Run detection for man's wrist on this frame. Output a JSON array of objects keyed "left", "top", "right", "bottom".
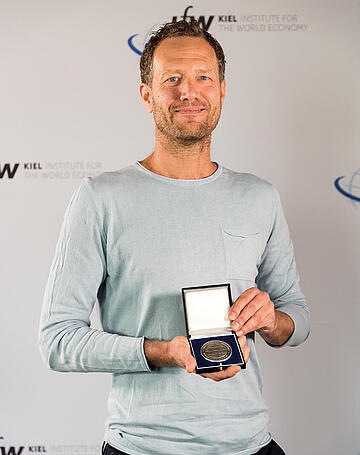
[
  {"left": 143, "top": 336, "right": 194, "bottom": 371},
  {"left": 143, "top": 338, "right": 174, "bottom": 369},
  {"left": 257, "top": 310, "right": 295, "bottom": 346}
]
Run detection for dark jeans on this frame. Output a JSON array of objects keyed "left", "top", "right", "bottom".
[{"left": 102, "top": 439, "right": 285, "bottom": 454}]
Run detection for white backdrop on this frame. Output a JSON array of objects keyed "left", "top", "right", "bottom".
[{"left": 1, "top": 1, "right": 359, "bottom": 454}]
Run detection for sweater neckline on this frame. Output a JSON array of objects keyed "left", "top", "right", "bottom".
[{"left": 134, "top": 161, "right": 222, "bottom": 186}]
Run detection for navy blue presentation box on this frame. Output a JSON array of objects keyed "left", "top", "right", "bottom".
[{"left": 182, "top": 283, "right": 246, "bottom": 373}]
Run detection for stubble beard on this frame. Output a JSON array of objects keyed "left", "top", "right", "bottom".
[{"left": 152, "top": 100, "right": 222, "bottom": 147}]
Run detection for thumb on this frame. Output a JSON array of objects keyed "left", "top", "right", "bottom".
[{"left": 186, "top": 354, "right": 197, "bottom": 373}]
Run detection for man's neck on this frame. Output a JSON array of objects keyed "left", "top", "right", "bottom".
[{"left": 139, "top": 132, "right": 217, "bottom": 180}]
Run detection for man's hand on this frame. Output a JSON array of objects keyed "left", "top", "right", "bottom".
[
  {"left": 228, "top": 287, "right": 295, "bottom": 346},
  {"left": 197, "top": 334, "right": 249, "bottom": 382},
  {"left": 167, "top": 336, "right": 197, "bottom": 373},
  {"left": 144, "top": 336, "right": 197, "bottom": 371},
  {"left": 144, "top": 335, "right": 250, "bottom": 382}
]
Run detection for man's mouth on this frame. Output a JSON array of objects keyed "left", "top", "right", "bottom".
[{"left": 174, "top": 108, "right": 206, "bottom": 114}]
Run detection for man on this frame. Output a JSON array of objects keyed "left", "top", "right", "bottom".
[{"left": 39, "top": 19, "right": 310, "bottom": 455}]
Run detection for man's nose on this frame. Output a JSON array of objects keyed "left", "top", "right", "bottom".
[{"left": 179, "top": 78, "right": 199, "bottom": 101}]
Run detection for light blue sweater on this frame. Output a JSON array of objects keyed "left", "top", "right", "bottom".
[{"left": 39, "top": 162, "right": 310, "bottom": 455}]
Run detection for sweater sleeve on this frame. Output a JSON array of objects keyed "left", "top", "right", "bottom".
[
  {"left": 256, "top": 187, "right": 310, "bottom": 347},
  {"left": 38, "top": 178, "right": 151, "bottom": 373}
]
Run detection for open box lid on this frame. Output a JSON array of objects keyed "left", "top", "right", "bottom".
[{"left": 182, "top": 284, "right": 232, "bottom": 337}]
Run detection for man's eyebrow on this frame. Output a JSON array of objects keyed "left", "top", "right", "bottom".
[
  {"left": 160, "top": 68, "right": 214, "bottom": 78},
  {"left": 160, "top": 70, "right": 182, "bottom": 78},
  {"left": 197, "top": 68, "right": 213, "bottom": 73}
]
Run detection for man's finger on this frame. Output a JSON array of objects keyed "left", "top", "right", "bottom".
[
  {"left": 230, "top": 293, "right": 264, "bottom": 332},
  {"left": 228, "top": 287, "right": 259, "bottom": 321},
  {"left": 185, "top": 354, "right": 197, "bottom": 373},
  {"left": 200, "top": 365, "right": 242, "bottom": 382},
  {"left": 238, "top": 303, "right": 275, "bottom": 336},
  {"left": 242, "top": 344, "right": 250, "bottom": 363},
  {"left": 236, "top": 334, "right": 250, "bottom": 363},
  {"left": 237, "top": 334, "right": 247, "bottom": 349}
]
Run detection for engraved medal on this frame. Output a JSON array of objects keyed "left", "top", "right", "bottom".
[{"left": 200, "top": 339, "right": 232, "bottom": 362}]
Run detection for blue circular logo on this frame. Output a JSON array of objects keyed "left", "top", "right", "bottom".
[
  {"left": 128, "top": 24, "right": 163, "bottom": 56},
  {"left": 334, "top": 169, "right": 360, "bottom": 209}
]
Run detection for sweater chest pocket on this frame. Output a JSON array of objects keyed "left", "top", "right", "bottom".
[{"left": 221, "top": 228, "right": 261, "bottom": 281}]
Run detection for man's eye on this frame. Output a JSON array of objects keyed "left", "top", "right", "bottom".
[
  {"left": 168, "top": 77, "right": 179, "bottom": 82},
  {"left": 199, "top": 76, "right": 210, "bottom": 80}
]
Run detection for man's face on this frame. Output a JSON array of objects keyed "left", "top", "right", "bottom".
[{"left": 140, "top": 36, "right": 226, "bottom": 145}]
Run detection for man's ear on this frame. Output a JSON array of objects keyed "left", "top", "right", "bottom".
[
  {"left": 220, "top": 79, "right": 226, "bottom": 107},
  {"left": 139, "top": 83, "right": 153, "bottom": 113}
]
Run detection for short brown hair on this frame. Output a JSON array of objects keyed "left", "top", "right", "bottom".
[{"left": 140, "top": 19, "right": 226, "bottom": 86}]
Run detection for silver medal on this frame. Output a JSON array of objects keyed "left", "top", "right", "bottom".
[{"left": 200, "top": 339, "right": 232, "bottom": 362}]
